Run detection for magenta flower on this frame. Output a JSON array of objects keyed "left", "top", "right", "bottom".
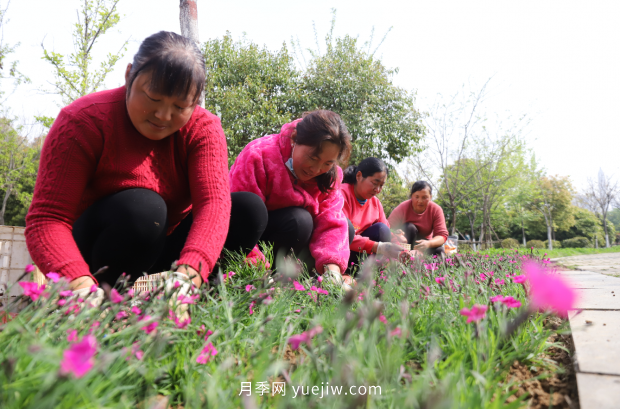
[
  {"left": 294, "top": 309, "right": 301, "bottom": 313},
  {"left": 46, "top": 272, "right": 60, "bottom": 283},
  {"left": 490, "top": 295, "right": 504, "bottom": 303},
  {"left": 205, "top": 329, "right": 214, "bottom": 341},
  {"left": 316, "top": 287, "right": 328, "bottom": 295},
  {"left": 116, "top": 311, "right": 129, "bottom": 320},
  {"left": 89, "top": 285, "right": 98, "bottom": 293},
  {"left": 524, "top": 262, "right": 577, "bottom": 317},
  {"left": 58, "top": 299, "right": 67, "bottom": 307},
  {"left": 133, "top": 344, "right": 144, "bottom": 361},
  {"left": 479, "top": 273, "right": 486, "bottom": 280},
  {"left": 435, "top": 277, "right": 445, "bottom": 285},
  {"left": 501, "top": 296, "right": 522, "bottom": 309},
  {"left": 287, "top": 325, "right": 323, "bottom": 350},
  {"left": 317, "top": 276, "right": 323, "bottom": 283},
  {"left": 59, "top": 290, "right": 73, "bottom": 297},
  {"left": 131, "top": 306, "right": 142, "bottom": 315},
  {"left": 379, "top": 314, "right": 388, "bottom": 324},
  {"left": 512, "top": 275, "right": 526, "bottom": 283},
  {"left": 196, "top": 342, "right": 218, "bottom": 364},
  {"left": 249, "top": 301, "right": 256, "bottom": 315},
  {"left": 24, "top": 264, "right": 35, "bottom": 273},
  {"left": 293, "top": 281, "right": 305, "bottom": 291},
  {"left": 110, "top": 289, "right": 123, "bottom": 304},
  {"left": 59, "top": 335, "right": 97, "bottom": 378},
  {"left": 173, "top": 281, "right": 181, "bottom": 289},
  {"left": 140, "top": 316, "right": 159, "bottom": 334},
  {"left": 177, "top": 294, "right": 199, "bottom": 304},
  {"left": 494, "top": 279, "right": 505, "bottom": 286},
  {"left": 459, "top": 305, "right": 488, "bottom": 323},
  {"left": 18, "top": 282, "right": 45, "bottom": 301},
  {"left": 223, "top": 271, "right": 236, "bottom": 281},
  {"left": 245, "top": 284, "right": 256, "bottom": 292},
  {"left": 67, "top": 329, "right": 78, "bottom": 342},
  {"left": 390, "top": 327, "right": 403, "bottom": 337}
]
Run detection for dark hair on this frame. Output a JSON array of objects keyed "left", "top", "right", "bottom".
[
  {"left": 294, "top": 110, "right": 352, "bottom": 193},
  {"left": 343, "top": 157, "right": 389, "bottom": 185},
  {"left": 410, "top": 180, "right": 432, "bottom": 196},
  {"left": 126, "top": 31, "right": 206, "bottom": 105}
]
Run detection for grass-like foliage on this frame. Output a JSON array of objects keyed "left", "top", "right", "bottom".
[{"left": 0, "top": 247, "right": 571, "bottom": 408}]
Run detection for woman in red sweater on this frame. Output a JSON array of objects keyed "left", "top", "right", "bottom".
[
  {"left": 388, "top": 181, "right": 448, "bottom": 257},
  {"left": 25, "top": 32, "right": 239, "bottom": 299},
  {"left": 341, "top": 158, "right": 404, "bottom": 268}
]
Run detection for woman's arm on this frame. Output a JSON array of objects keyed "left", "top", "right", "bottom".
[
  {"left": 25, "top": 110, "right": 101, "bottom": 284},
  {"left": 176, "top": 114, "right": 232, "bottom": 283}
]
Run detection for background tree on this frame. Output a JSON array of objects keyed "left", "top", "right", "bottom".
[
  {"left": 580, "top": 169, "right": 619, "bottom": 248},
  {"left": 39, "top": 0, "right": 127, "bottom": 126},
  {"left": 532, "top": 175, "right": 575, "bottom": 250}
]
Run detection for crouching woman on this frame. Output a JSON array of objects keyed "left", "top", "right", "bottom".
[
  {"left": 228, "top": 110, "right": 355, "bottom": 287},
  {"left": 341, "top": 157, "right": 404, "bottom": 268},
  {"left": 388, "top": 181, "right": 448, "bottom": 258}
]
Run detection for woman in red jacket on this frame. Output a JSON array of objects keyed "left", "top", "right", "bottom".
[
  {"left": 25, "top": 32, "right": 238, "bottom": 299},
  {"left": 341, "top": 158, "right": 404, "bottom": 268},
  {"left": 388, "top": 181, "right": 448, "bottom": 257}
]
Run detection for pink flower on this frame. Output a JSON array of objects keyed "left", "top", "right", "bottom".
[
  {"left": 140, "top": 316, "right": 159, "bottom": 334},
  {"left": 501, "top": 296, "right": 522, "bottom": 309},
  {"left": 316, "top": 288, "right": 328, "bottom": 295},
  {"left": 479, "top": 273, "right": 486, "bottom": 280},
  {"left": 390, "top": 327, "right": 403, "bottom": 337},
  {"left": 317, "top": 276, "right": 323, "bottom": 283},
  {"left": 379, "top": 314, "right": 388, "bottom": 324},
  {"left": 494, "top": 279, "right": 505, "bottom": 286},
  {"left": 512, "top": 275, "right": 526, "bottom": 283},
  {"left": 490, "top": 295, "right": 504, "bottom": 303},
  {"left": 294, "top": 309, "right": 301, "bottom": 313},
  {"left": 18, "top": 282, "right": 45, "bottom": 301},
  {"left": 67, "top": 329, "right": 78, "bottom": 342},
  {"left": 424, "top": 263, "right": 439, "bottom": 271},
  {"left": 245, "top": 284, "right": 256, "bottom": 292},
  {"left": 46, "top": 272, "right": 60, "bottom": 283},
  {"left": 58, "top": 299, "right": 67, "bottom": 307},
  {"left": 196, "top": 342, "right": 218, "bottom": 364},
  {"left": 197, "top": 325, "right": 206, "bottom": 336},
  {"left": 177, "top": 294, "right": 199, "bottom": 304},
  {"left": 459, "top": 304, "right": 488, "bottom": 323},
  {"left": 115, "top": 311, "right": 128, "bottom": 320},
  {"left": 59, "top": 335, "right": 97, "bottom": 378},
  {"left": 90, "top": 285, "right": 98, "bottom": 293},
  {"left": 487, "top": 271, "right": 495, "bottom": 277},
  {"left": 293, "top": 281, "right": 305, "bottom": 291},
  {"left": 524, "top": 262, "right": 577, "bottom": 318},
  {"left": 59, "top": 290, "right": 73, "bottom": 297},
  {"left": 287, "top": 326, "right": 323, "bottom": 350},
  {"left": 110, "top": 289, "right": 123, "bottom": 304},
  {"left": 134, "top": 350, "right": 144, "bottom": 361},
  {"left": 435, "top": 277, "right": 445, "bottom": 285},
  {"left": 249, "top": 301, "right": 256, "bottom": 315},
  {"left": 223, "top": 271, "right": 236, "bottom": 281},
  {"left": 24, "top": 264, "right": 35, "bottom": 273},
  {"left": 174, "top": 281, "right": 181, "bottom": 289},
  {"left": 205, "top": 329, "right": 214, "bottom": 341},
  {"left": 131, "top": 306, "right": 142, "bottom": 315}
]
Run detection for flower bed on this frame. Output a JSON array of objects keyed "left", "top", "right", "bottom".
[{"left": 0, "top": 249, "right": 576, "bottom": 408}]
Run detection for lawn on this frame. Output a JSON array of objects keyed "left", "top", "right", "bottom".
[
  {"left": 0, "top": 248, "right": 574, "bottom": 408},
  {"left": 475, "top": 245, "right": 620, "bottom": 260}
]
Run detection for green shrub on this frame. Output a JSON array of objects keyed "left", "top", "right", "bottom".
[
  {"left": 563, "top": 236, "right": 591, "bottom": 248},
  {"left": 501, "top": 238, "right": 520, "bottom": 249},
  {"left": 543, "top": 240, "right": 562, "bottom": 249},
  {"left": 526, "top": 240, "right": 545, "bottom": 249}
]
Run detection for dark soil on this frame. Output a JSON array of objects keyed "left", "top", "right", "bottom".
[{"left": 506, "top": 321, "right": 579, "bottom": 408}]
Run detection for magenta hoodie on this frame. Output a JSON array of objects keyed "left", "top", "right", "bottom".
[{"left": 229, "top": 119, "right": 350, "bottom": 274}]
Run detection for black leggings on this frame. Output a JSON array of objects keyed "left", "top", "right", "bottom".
[
  {"left": 402, "top": 222, "right": 445, "bottom": 257},
  {"left": 73, "top": 189, "right": 353, "bottom": 285},
  {"left": 348, "top": 222, "right": 392, "bottom": 268}
]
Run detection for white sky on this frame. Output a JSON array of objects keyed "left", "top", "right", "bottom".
[{"left": 3, "top": 0, "right": 620, "bottom": 191}]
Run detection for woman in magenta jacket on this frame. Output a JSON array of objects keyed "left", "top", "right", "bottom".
[{"left": 228, "top": 110, "right": 355, "bottom": 286}]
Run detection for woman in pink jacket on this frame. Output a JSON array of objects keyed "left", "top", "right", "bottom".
[
  {"left": 341, "top": 158, "right": 405, "bottom": 268},
  {"left": 228, "top": 110, "right": 355, "bottom": 286}
]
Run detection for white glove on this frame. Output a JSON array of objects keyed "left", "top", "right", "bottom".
[
  {"left": 73, "top": 286, "right": 105, "bottom": 308},
  {"left": 376, "top": 242, "right": 403, "bottom": 259},
  {"left": 323, "top": 269, "right": 354, "bottom": 292}
]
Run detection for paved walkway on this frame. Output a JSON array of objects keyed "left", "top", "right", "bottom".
[{"left": 557, "top": 252, "right": 620, "bottom": 408}]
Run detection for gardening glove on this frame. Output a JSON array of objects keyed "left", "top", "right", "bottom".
[
  {"left": 323, "top": 269, "right": 354, "bottom": 292},
  {"left": 376, "top": 242, "right": 403, "bottom": 259},
  {"left": 73, "top": 286, "right": 105, "bottom": 309},
  {"left": 164, "top": 272, "right": 196, "bottom": 322}
]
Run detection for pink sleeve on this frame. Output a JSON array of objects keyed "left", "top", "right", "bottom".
[
  {"left": 432, "top": 205, "right": 449, "bottom": 241},
  {"left": 311, "top": 171, "right": 350, "bottom": 274},
  {"left": 177, "top": 116, "right": 232, "bottom": 281},
  {"left": 229, "top": 142, "right": 267, "bottom": 201},
  {"left": 25, "top": 110, "right": 101, "bottom": 283},
  {"left": 388, "top": 202, "right": 406, "bottom": 228}
]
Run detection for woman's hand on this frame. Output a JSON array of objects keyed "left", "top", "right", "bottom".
[
  {"left": 414, "top": 240, "right": 431, "bottom": 252},
  {"left": 324, "top": 263, "right": 341, "bottom": 275},
  {"left": 176, "top": 265, "right": 203, "bottom": 288},
  {"left": 69, "top": 275, "right": 96, "bottom": 291},
  {"left": 392, "top": 229, "right": 408, "bottom": 244}
]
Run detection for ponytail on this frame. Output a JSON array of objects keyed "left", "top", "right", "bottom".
[
  {"left": 343, "top": 165, "right": 358, "bottom": 184},
  {"left": 342, "top": 157, "right": 388, "bottom": 185}
]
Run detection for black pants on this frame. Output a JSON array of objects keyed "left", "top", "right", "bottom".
[
  {"left": 73, "top": 189, "right": 353, "bottom": 285},
  {"left": 402, "top": 222, "right": 445, "bottom": 257},
  {"left": 348, "top": 222, "right": 392, "bottom": 268}
]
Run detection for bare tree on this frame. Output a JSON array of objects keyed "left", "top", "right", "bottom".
[
  {"left": 582, "top": 169, "right": 619, "bottom": 248},
  {"left": 180, "top": 0, "right": 199, "bottom": 42}
]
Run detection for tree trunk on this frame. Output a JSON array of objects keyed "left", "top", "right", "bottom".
[
  {"left": 541, "top": 210, "right": 552, "bottom": 250},
  {"left": 595, "top": 234, "right": 599, "bottom": 249},
  {"left": 603, "top": 218, "right": 610, "bottom": 248},
  {"left": 0, "top": 186, "right": 12, "bottom": 226},
  {"left": 179, "top": 0, "right": 199, "bottom": 43},
  {"left": 521, "top": 218, "right": 526, "bottom": 247}
]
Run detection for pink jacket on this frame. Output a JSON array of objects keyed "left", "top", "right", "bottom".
[
  {"left": 229, "top": 120, "right": 350, "bottom": 274},
  {"left": 341, "top": 183, "right": 389, "bottom": 254}
]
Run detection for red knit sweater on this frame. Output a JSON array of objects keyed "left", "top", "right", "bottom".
[
  {"left": 340, "top": 183, "right": 389, "bottom": 254},
  {"left": 387, "top": 200, "right": 449, "bottom": 241},
  {"left": 25, "top": 86, "right": 231, "bottom": 283}
]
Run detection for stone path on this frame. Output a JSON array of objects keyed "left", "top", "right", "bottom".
[{"left": 557, "top": 252, "right": 620, "bottom": 408}]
